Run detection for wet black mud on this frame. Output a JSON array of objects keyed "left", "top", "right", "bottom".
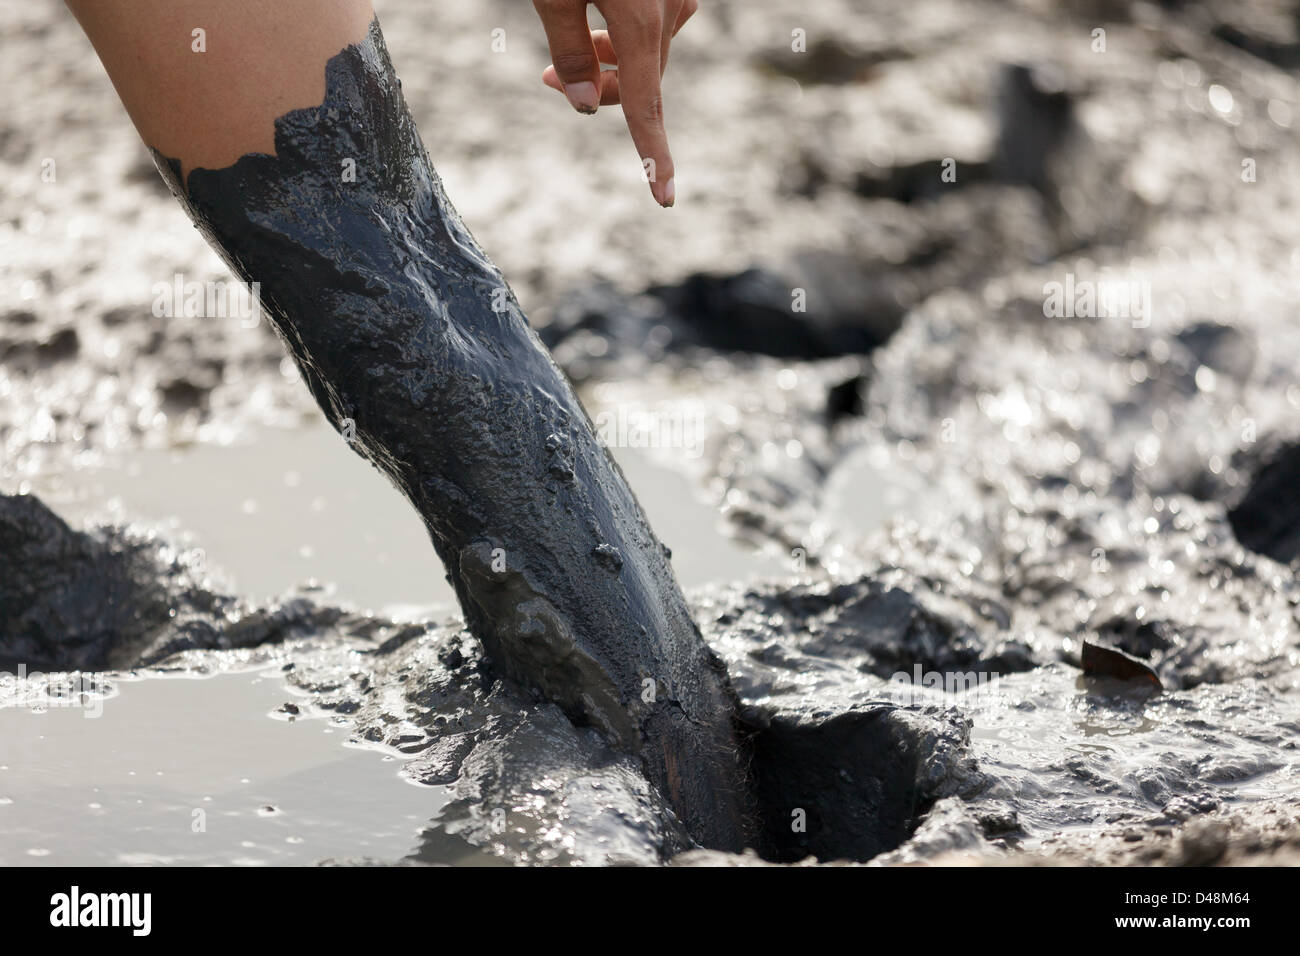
[
  {"left": 1227, "top": 441, "right": 1300, "bottom": 563},
  {"left": 4, "top": 0, "right": 1300, "bottom": 865}
]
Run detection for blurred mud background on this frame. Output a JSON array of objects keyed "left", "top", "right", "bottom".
[{"left": 3, "top": 0, "right": 1300, "bottom": 865}]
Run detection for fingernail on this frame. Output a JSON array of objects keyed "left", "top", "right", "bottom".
[
  {"left": 660, "top": 177, "right": 676, "bottom": 207},
  {"left": 564, "top": 81, "right": 599, "bottom": 114}
]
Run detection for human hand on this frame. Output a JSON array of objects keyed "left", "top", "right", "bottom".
[{"left": 532, "top": 0, "right": 698, "bottom": 206}]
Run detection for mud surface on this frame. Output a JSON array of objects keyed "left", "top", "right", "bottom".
[{"left": 3, "top": 0, "right": 1300, "bottom": 864}]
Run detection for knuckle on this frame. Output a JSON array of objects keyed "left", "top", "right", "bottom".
[
  {"left": 552, "top": 50, "right": 598, "bottom": 76},
  {"left": 623, "top": 2, "right": 663, "bottom": 34},
  {"left": 535, "top": 0, "right": 580, "bottom": 16},
  {"left": 638, "top": 94, "right": 665, "bottom": 128}
]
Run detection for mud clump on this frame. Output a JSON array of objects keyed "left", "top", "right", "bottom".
[
  {"left": 697, "top": 574, "right": 1031, "bottom": 692},
  {"left": 753, "top": 37, "right": 911, "bottom": 86},
  {"left": 1228, "top": 442, "right": 1300, "bottom": 564},
  {"left": 647, "top": 269, "right": 889, "bottom": 359},
  {"left": 0, "top": 492, "right": 348, "bottom": 671},
  {"left": 539, "top": 264, "right": 904, "bottom": 374}
]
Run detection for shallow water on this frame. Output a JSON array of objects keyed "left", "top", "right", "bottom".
[
  {"left": 13, "top": 424, "right": 783, "bottom": 614},
  {"left": 0, "top": 668, "right": 450, "bottom": 866}
]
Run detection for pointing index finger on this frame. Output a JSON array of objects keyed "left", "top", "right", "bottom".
[{"left": 598, "top": 1, "right": 675, "bottom": 206}]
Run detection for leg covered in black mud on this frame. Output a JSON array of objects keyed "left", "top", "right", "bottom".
[{"left": 151, "top": 18, "right": 751, "bottom": 851}]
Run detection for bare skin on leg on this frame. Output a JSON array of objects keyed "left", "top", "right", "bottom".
[{"left": 66, "top": 0, "right": 376, "bottom": 183}]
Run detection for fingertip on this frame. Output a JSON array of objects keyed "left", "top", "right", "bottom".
[
  {"left": 564, "top": 80, "right": 600, "bottom": 114},
  {"left": 652, "top": 175, "right": 676, "bottom": 207}
]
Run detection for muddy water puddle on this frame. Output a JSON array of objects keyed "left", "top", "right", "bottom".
[
  {"left": 10, "top": 423, "right": 785, "bottom": 614},
  {"left": 0, "top": 668, "right": 459, "bottom": 866}
]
